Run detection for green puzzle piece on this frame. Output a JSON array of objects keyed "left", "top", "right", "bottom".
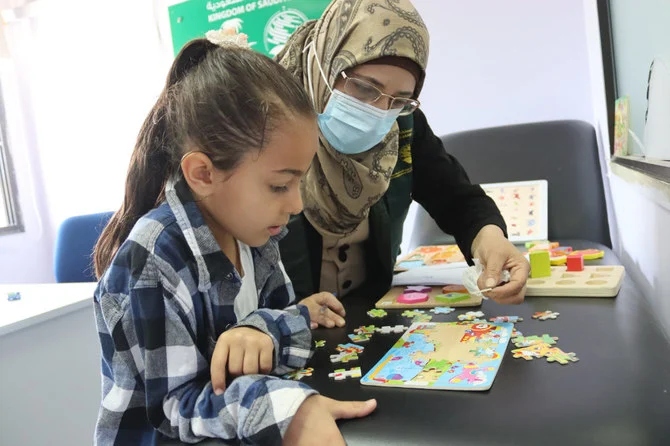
[{"left": 435, "top": 293, "right": 469, "bottom": 303}]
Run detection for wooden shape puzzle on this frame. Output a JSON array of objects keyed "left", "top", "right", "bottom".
[
  {"left": 529, "top": 251, "right": 551, "bottom": 278},
  {"left": 375, "top": 286, "right": 482, "bottom": 309},
  {"left": 360, "top": 321, "right": 514, "bottom": 391},
  {"left": 283, "top": 367, "right": 314, "bottom": 380},
  {"left": 330, "top": 351, "right": 359, "bottom": 363},
  {"left": 532, "top": 310, "right": 560, "bottom": 320},
  {"left": 397, "top": 292, "right": 430, "bottom": 304},
  {"left": 566, "top": 253, "right": 584, "bottom": 272},
  {"left": 525, "top": 265, "right": 625, "bottom": 297},
  {"left": 329, "top": 366, "right": 362, "bottom": 381}
]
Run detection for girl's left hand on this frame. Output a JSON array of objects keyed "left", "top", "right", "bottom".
[{"left": 300, "top": 292, "right": 346, "bottom": 329}]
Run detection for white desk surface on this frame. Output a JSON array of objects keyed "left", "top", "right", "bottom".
[{"left": 0, "top": 282, "right": 98, "bottom": 336}]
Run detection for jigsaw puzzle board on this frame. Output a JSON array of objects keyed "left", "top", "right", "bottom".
[
  {"left": 526, "top": 265, "right": 625, "bottom": 297},
  {"left": 394, "top": 244, "right": 466, "bottom": 272},
  {"left": 361, "top": 321, "right": 513, "bottom": 391},
  {"left": 375, "top": 286, "right": 482, "bottom": 309},
  {"left": 481, "top": 179, "right": 548, "bottom": 243}
]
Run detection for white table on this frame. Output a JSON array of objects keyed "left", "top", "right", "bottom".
[{"left": 0, "top": 282, "right": 101, "bottom": 445}]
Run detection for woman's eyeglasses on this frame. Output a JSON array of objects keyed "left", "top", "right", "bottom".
[{"left": 340, "top": 72, "right": 420, "bottom": 116}]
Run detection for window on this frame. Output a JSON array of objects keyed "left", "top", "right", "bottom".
[{"left": 0, "top": 78, "right": 21, "bottom": 234}]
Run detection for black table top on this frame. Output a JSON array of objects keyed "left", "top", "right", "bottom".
[{"left": 304, "top": 240, "right": 670, "bottom": 446}]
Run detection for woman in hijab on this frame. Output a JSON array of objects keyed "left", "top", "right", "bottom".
[{"left": 276, "top": 0, "right": 529, "bottom": 326}]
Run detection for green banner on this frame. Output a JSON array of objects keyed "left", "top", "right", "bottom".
[{"left": 168, "top": 0, "right": 331, "bottom": 57}]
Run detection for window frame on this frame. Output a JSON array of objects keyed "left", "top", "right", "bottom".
[{"left": 0, "top": 77, "right": 23, "bottom": 235}]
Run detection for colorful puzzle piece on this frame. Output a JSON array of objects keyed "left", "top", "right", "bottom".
[
  {"left": 545, "top": 347, "right": 579, "bottom": 365},
  {"left": 283, "top": 367, "right": 314, "bottom": 380},
  {"left": 353, "top": 325, "right": 377, "bottom": 335},
  {"left": 512, "top": 328, "right": 523, "bottom": 338},
  {"left": 566, "top": 253, "right": 585, "bottom": 271},
  {"left": 430, "top": 306, "right": 455, "bottom": 315},
  {"left": 442, "top": 284, "right": 469, "bottom": 293},
  {"left": 571, "top": 249, "right": 604, "bottom": 260},
  {"left": 374, "top": 324, "right": 408, "bottom": 334},
  {"left": 529, "top": 250, "right": 551, "bottom": 278},
  {"left": 330, "top": 351, "right": 359, "bottom": 363},
  {"left": 336, "top": 343, "right": 365, "bottom": 354},
  {"left": 511, "top": 334, "right": 558, "bottom": 348},
  {"left": 404, "top": 285, "right": 432, "bottom": 293},
  {"left": 328, "top": 366, "right": 362, "bottom": 381},
  {"left": 348, "top": 333, "right": 371, "bottom": 343},
  {"left": 412, "top": 314, "right": 433, "bottom": 323},
  {"left": 532, "top": 310, "right": 560, "bottom": 320},
  {"left": 489, "top": 315, "right": 523, "bottom": 323},
  {"left": 314, "top": 340, "right": 326, "bottom": 348},
  {"left": 512, "top": 343, "right": 578, "bottom": 365},
  {"left": 367, "top": 308, "right": 388, "bottom": 318},
  {"left": 397, "top": 292, "right": 430, "bottom": 304},
  {"left": 457, "top": 311, "right": 485, "bottom": 321},
  {"left": 401, "top": 309, "right": 426, "bottom": 318}
]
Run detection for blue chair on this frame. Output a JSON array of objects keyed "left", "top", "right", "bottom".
[{"left": 54, "top": 211, "right": 114, "bottom": 283}]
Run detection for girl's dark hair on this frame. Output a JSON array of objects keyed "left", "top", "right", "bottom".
[{"left": 94, "top": 39, "right": 314, "bottom": 277}]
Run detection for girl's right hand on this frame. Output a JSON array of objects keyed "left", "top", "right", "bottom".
[{"left": 283, "top": 396, "right": 377, "bottom": 446}]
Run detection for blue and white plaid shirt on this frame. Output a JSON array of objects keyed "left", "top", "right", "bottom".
[{"left": 94, "top": 177, "right": 316, "bottom": 445}]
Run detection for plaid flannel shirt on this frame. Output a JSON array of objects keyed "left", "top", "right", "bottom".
[{"left": 94, "top": 178, "right": 316, "bottom": 445}]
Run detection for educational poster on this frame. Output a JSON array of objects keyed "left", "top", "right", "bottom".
[
  {"left": 167, "top": 0, "right": 331, "bottom": 57},
  {"left": 361, "top": 322, "right": 513, "bottom": 391},
  {"left": 480, "top": 180, "right": 548, "bottom": 243}
]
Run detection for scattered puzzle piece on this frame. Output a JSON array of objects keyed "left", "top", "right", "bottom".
[
  {"left": 401, "top": 309, "right": 426, "bottom": 318},
  {"left": 512, "top": 342, "right": 578, "bottom": 365},
  {"left": 532, "top": 310, "right": 560, "bottom": 320},
  {"left": 412, "top": 314, "right": 433, "bottom": 323},
  {"left": 367, "top": 309, "right": 387, "bottom": 318},
  {"left": 511, "top": 334, "right": 558, "bottom": 348},
  {"left": 330, "top": 351, "right": 359, "bottom": 363},
  {"left": 314, "top": 340, "right": 326, "bottom": 348},
  {"left": 283, "top": 367, "right": 314, "bottom": 380},
  {"left": 489, "top": 315, "right": 523, "bottom": 323},
  {"left": 336, "top": 343, "right": 364, "bottom": 354},
  {"left": 457, "top": 311, "right": 485, "bottom": 321},
  {"left": 353, "top": 325, "right": 377, "bottom": 335},
  {"left": 374, "top": 324, "right": 408, "bottom": 334},
  {"left": 511, "top": 327, "right": 523, "bottom": 337},
  {"left": 404, "top": 285, "right": 432, "bottom": 293},
  {"left": 545, "top": 347, "right": 579, "bottom": 365},
  {"left": 348, "top": 333, "right": 371, "bottom": 343},
  {"left": 430, "top": 306, "right": 455, "bottom": 315},
  {"left": 328, "top": 366, "right": 362, "bottom": 381}
]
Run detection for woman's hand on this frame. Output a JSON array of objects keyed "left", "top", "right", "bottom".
[
  {"left": 471, "top": 225, "right": 530, "bottom": 304},
  {"left": 300, "top": 292, "right": 346, "bottom": 329}
]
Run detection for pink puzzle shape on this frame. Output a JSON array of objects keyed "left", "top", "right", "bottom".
[
  {"left": 397, "top": 292, "right": 429, "bottom": 304},
  {"left": 404, "top": 285, "right": 432, "bottom": 293}
]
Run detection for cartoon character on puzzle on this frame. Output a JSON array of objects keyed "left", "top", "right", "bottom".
[{"left": 361, "top": 322, "right": 512, "bottom": 390}]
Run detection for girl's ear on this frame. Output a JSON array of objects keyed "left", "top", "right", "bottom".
[{"left": 181, "top": 151, "right": 217, "bottom": 199}]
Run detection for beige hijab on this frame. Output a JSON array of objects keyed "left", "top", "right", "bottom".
[{"left": 276, "top": 0, "right": 429, "bottom": 237}]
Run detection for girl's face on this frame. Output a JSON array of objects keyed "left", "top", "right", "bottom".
[{"left": 200, "top": 114, "right": 318, "bottom": 248}]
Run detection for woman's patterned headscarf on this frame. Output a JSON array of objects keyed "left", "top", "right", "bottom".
[{"left": 276, "top": 0, "right": 429, "bottom": 237}]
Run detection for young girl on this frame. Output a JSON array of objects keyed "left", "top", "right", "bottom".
[{"left": 92, "top": 33, "right": 374, "bottom": 446}]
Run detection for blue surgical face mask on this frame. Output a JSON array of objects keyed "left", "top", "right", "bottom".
[
  {"left": 303, "top": 41, "right": 402, "bottom": 155},
  {"left": 318, "top": 90, "right": 402, "bottom": 154}
]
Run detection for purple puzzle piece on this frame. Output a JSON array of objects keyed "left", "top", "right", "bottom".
[{"left": 404, "top": 285, "right": 432, "bottom": 294}]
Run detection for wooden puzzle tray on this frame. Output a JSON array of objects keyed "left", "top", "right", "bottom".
[
  {"left": 525, "top": 265, "right": 625, "bottom": 297},
  {"left": 375, "top": 286, "right": 483, "bottom": 309}
]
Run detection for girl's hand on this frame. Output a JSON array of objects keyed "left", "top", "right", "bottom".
[
  {"left": 283, "top": 396, "right": 377, "bottom": 446},
  {"left": 210, "top": 327, "right": 274, "bottom": 395},
  {"left": 300, "top": 292, "right": 346, "bottom": 329}
]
